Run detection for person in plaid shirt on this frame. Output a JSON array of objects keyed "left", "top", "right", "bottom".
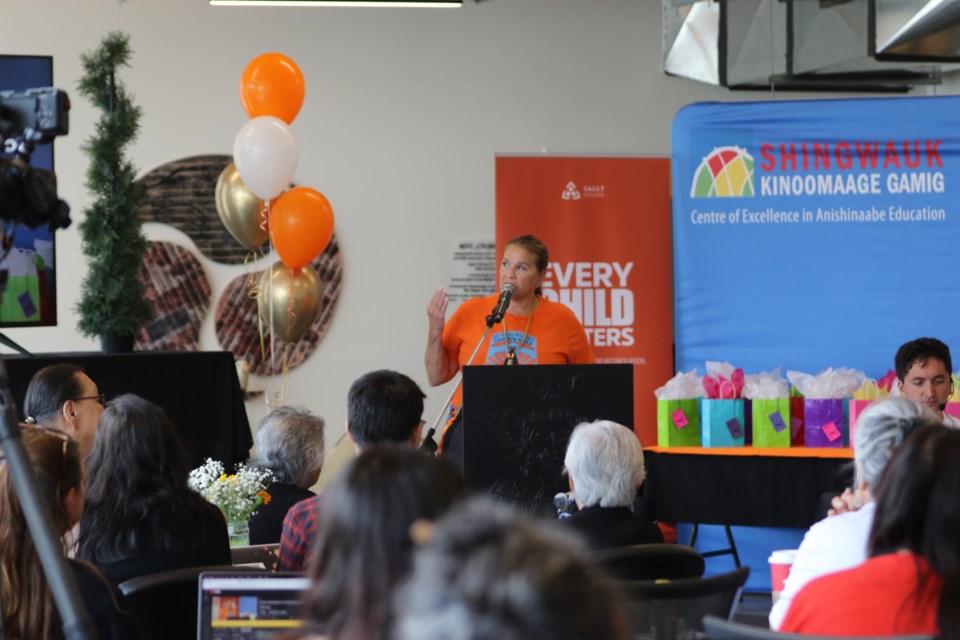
[{"left": 277, "top": 369, "right": 426, "bottom": 571}]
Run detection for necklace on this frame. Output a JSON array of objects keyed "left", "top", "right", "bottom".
[{"left": 502, "top": 297, "right": 537, "bottom": 365}]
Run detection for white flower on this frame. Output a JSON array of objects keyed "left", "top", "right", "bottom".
[{"left": 188, "top": 458, "right": 274, "bottom": 522}]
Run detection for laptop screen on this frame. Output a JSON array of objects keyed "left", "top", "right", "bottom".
[{"left": 197, "top": 571, "right": 310, "bottom": 640}]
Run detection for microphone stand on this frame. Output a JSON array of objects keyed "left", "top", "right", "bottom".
[
  {"left": 421, "top": 311, "right": 501, "bottom": 454},
  {"left": 0, "top": 356, "right": 96, "bottom": 639}
]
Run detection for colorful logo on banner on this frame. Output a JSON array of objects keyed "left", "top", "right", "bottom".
[
  {"left": 692, "top": 140, "right": 945, "bottom": 200},
  {"left": 671, "top": 96, "right": 960, "bottom": 377},
  {"left": 691, "top": 146, "right": 755, "bottom": 197}
]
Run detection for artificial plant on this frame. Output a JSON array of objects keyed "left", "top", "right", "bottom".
[{"left": 75, "top": 31, "right": 152, "bottom": 343}]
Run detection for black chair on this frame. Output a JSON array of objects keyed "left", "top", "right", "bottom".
[
  {"left": 118, "top": 564, "right": 266, "bottom": 640},
  {"left": 592, "top": 543, "right": 706, "bottom": 581},
  {"left": 702, "top": 615, "right": 936, "bottom": 640},
  {"left": 616, "top": 566, "right": 750, "bottom": 639},
  {"left": 230, "top": 542, "right": 280, "bottom": 571}
]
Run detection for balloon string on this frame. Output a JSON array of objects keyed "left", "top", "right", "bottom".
[
  {"left": 281, "top": 342, "right": 289, "bottom": 406},
  {"left": 268, "top": 264, "right": 276, "bottom": 406},
  {"left": 255, "top": 293, "right": 267, "bottom": 373},
  {"left": 258, "top": 201, "right": 270, "bottom": 257},
  {"left": 244, "top": 250, "right": 260, "bottom": 290},
  {"left": 287, "top": 284, "right": 297, "bottom": 332},
  {"left": 265, "top": 200, "right": 277, "bottom": 410}
]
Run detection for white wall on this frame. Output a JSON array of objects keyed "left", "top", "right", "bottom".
[{"left": 1, "top": 0, "right": 948, "bottom": 450}]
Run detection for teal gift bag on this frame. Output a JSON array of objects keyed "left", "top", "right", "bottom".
[
  {"left": 700, "top": 399, "right": 745, "bottom": 447},
  {"left": 656, "top": 398, "right": 700, "bottom": 447}
]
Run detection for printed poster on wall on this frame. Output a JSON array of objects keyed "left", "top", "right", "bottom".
[
  {"left": 672, "top": 96, "right": 960, "bottom": 378},
  {"left": 496, "top": 155, "right": 673, "bottom": 447}
]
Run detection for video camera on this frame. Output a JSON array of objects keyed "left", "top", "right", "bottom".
[{"left": 0, "top": 87, "right": 71, "bottom": 232}]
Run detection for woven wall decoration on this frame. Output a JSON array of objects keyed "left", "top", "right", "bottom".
[{"left": 135, "top": 241, "right": 212, "bottom": 351}]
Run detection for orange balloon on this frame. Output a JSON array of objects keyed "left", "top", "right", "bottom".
[
  {"left": 270, "top": 187, "right": 334, "bottom": 270},
  {"left": 240, "top": 53, "right": 305, "bottom": 124}
]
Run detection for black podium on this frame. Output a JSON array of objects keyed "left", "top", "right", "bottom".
[
  {"left": 461, "top": 363, "right": 634, "bottom": 518},
  {"left": 5, "top": 351, "right": 251, "bottom": 470}
]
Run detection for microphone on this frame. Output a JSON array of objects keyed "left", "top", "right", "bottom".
[
  {"left": 940, "top": 402, "right": 947, "bottom": 412},
  {"left": 553, "top": 491, "right": 576, "bottom": 519},
  {"left": 489, "top": 283, "right": 516, "bottom": 324}
]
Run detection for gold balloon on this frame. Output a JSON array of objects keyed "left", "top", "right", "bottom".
[
  {"left": 215, "top": 162, "right": 268, "bottom": 250},
  {"left": 257, "top": 261, "right": 321, "bottom": 343}
]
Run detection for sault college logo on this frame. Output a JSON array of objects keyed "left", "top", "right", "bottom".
[
  {"left": 561, "top": 181, "right": 582, "bottom": 200},
  {"left": 691, "top": 146, "right": 755, "bottom": 197}
]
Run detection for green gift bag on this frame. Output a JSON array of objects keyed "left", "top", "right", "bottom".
[
  {"left": 752, "top": 398, "right": 791, "bottom": 448},
  {"left": 656, "top": 398, "right": 700, "bottom": 447}
]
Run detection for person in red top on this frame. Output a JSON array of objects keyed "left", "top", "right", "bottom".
[
  {"left": 424, "top": 235, "right": 595, "bottom": 456},
  {"left": 781, "top": 423, "right": 960, "bottom": 639}
]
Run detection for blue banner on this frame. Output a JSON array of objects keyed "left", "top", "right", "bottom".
[{"left": 672, "top": 96, "right": 960, "bottom": 377}]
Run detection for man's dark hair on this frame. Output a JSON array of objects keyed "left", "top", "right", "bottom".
[
  {"left": 895, "top": 337, "right": 953, "bottom": 381},
  {"left": 23, "top": 363, "right": 85, "bottom": 425},
  {"left": 347, "top": 370, "right": 425, "bottom": 446}
]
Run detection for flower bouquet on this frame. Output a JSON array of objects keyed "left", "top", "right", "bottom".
[{"left": 188, "top": 458, "right": 274, "bottom": 547}]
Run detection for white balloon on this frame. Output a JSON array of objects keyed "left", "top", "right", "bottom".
[{"left": 233, "top": 116, "right": 300, "bottom": 200}]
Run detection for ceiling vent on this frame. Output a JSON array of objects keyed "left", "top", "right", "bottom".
[{"left": 663, "top": 0, "right": 960, "bottom": 92}]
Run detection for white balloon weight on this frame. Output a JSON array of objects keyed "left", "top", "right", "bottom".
[{"left": 233, "top": 116, "right": 300, "bottom": 200}]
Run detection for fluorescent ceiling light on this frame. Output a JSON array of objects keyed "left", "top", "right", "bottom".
[{"left": 210, "top": 0, "right": 461, "bottom": 6}]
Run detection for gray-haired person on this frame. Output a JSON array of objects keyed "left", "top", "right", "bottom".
[
  {"left": 562, "top": 420, "right": 662, "bottom": 551},
  {"left": 247, "top": 406, "right": 326, "bottom": 544},
  {"left": 769, "top": 396, "right": 940, "bottom": 629}
]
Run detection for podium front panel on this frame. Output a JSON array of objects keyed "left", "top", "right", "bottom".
[{"left": 462, "top": 364, "right": 633, "bottom": 518}]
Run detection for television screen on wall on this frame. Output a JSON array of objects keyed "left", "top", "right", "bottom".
[{"left": 0, "top": 54, "right": 58, "bottom": 327}]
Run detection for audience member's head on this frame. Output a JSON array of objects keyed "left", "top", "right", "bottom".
[
  {"left": 77, "top": 394, "right": 210, "bottom": 562},
  {"left": 301, "top": 446, "right": 464, "bottom": 640},
  {"left": 346, "top": 369, "right": 425, "bottom": 448},
  {"left": 0, "top": 426, "right": 83, "bottom": 637},
  {"left": 23, "top": 363, "right": 104, "bottom": 456},
  {"left": 249, "top": 406, "right": 325, "bottom": 489},
  {"left": 394, "top": 499, "right": 628, "bottom": 640},
  {"left": 869, "top": 423, "right": 960, "bottom": 640},
  {"left": 853, "top": 397, "right": 941, "bottom": 498},
  {"left": 895, "top": 338, "right": 953, "bottom": 416},
  {"left": 564, "top": 420, "right": 644, "bottom": 509}
]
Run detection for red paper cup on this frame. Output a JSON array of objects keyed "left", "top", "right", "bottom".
[{"left": 769, "top": 549, "right": 798, "bottom": 601}]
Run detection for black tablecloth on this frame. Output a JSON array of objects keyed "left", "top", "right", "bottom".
[
  {"left": 643, "top": 449, "right": 853, "bottom": 529},
  {"left": 5, "top": 351, "right": 251, "bottom": 470}
]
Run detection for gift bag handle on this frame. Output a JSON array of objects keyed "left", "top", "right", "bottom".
[{"left": 719, "top": 379, "right": 737, "bottom": 399}]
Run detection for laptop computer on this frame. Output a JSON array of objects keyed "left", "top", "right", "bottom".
[{"left": 197, "top": 570, "right": 310, "bottom": 640}]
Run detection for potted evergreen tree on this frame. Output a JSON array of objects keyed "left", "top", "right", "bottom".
[{"left": 75, "top": 32, "right": 152, "bottom": 352}]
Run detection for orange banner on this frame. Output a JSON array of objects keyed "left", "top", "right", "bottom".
[{"left": 495, "top": 156, "right": 673, "bottom": 447}]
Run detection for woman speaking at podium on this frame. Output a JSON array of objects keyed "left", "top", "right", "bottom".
[{"left": 424, "top": 234, "right": 595, "bottom": 457}]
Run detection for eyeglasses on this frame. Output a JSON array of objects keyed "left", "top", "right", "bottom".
[{"left": 71, "top": 393, "right": 107, "bottom": 407}]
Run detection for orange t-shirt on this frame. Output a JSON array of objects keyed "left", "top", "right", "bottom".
[
  {"left": 441, "top": 293, "right": 596, "bottom": 409},
  {"left": 781, "top": 552, "right": 941, "bottom": 636}
]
